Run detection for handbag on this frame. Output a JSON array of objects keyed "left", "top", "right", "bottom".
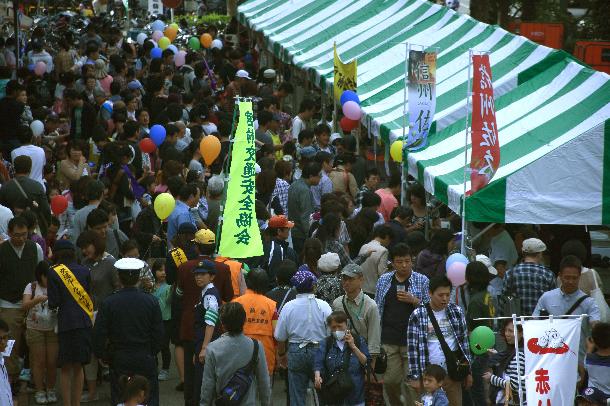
[
  {"left": 319, "top": 337, "right": 355, "bottom": 404},
  {"left": 425, "top": 303, "right": 470, "bottom": 381},
  {"left": 215, "top": 339, "right": 259, "bottom": 406},
  {"left": 364, "top": 365, "right": 384, "bottom": 406}
]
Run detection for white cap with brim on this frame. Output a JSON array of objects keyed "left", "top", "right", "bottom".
[
  {"left": 235, "top": 69, "right": 252, "bottom": 80},
  {"left": 475, "top": 255, "right": 498, "bottom": 276},
  {"left": 522, "top": 238, "right": 547, "bottom": 254},
  {"left": 115, "top": 258, "right": 146, "bottom": 272}
]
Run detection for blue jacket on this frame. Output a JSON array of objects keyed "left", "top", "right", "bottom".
[{"left": 47, "top": 262, "right": 93, "bottom": 333}]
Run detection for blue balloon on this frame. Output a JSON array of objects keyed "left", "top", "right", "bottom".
[
  {"left": 340, "top": 90, "right": 360, "bottom": 106},
  {"left": 150, "top": 125, "right": 166, "bottom": 146},
  {"left": 446, "top": 253, "right": 469, "bottom": 269},
  {"left": 150, "top": 47, "right": 162, "bottom": 59},
  {"left": 151, "top": 20, "right": 165, "bottom": 32}
]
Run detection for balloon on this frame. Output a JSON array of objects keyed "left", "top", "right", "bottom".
[
  {"left": 50, "top": 195, "right": 68, "bottom": 216},
  {"left": 150, "top": 47, "right": 163, "bottom": 59},
  {"left": 150, "top": 125, "right": 166, "bottom": 146},
  {"left": 158, "top": 36, "right": 171, "bottom": 50},
  {"left": 139, "top": 138, "right": 156, "bottom": 154},
  {"left": 136, "top": 32, "right": 148, "bottom": 46},
  {"left": 30, "top": 120, "right": 44, "bottom": 137},
  {"left": 169, "top": 23, "right": 179, "bottom": 31},
  {"left": 340, "top": 90, "right": 360, "bottom": 106},
  {"left": 167, "top": 44, "right": 178, "bottom": 54},
  {"left": 34, "top": 61, "right": 46, "bottom": 76},
  {"left": 390, "top": 140, "right": 404, "bottom": 162},
  {"left": 151, "top": 20, "right": 165, "bottom": 32},
  {"left": 446, "top": 253, "right": 469, "bottom": 269},
  {"left": 447, "top": 261, "right": 467, "bottom": 287},
  {"left": 469, "top": 326, "right": 496, "bottom": 355},
  {"left": 342, "top": 100, "right": 362, "bottom": 121},
  {"left": 340, "top": 117, "right": 359, "bottom": 132},
  {"left": 211, "top": 39, "right": 223, "bottom": 50},
  {"left": 200, "top": 136, "right": 221, "bottom": 166},
  {"left": 154, "top": 193, "right": 175, "bottom": 220},
  {"left": 174, "top": 50, "right": 187, "bottom": 67},
  {"left": 188, "top": 37, "right": 201, "bottom": 50},
  {"left": 151, "top": 30, "right": 163, "bottom": 42},
  {"left": 200, "top": 33, "right": 213, "bottom": 48},
  {"left": 164, "top": 26, "right": 177, "bottom": 42}
]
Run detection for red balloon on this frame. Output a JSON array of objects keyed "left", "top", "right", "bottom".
[
  {"left": 140, "top": 138, "right": 157, "bottom": 154},
  {"left": 340, "top": 117, "right": 359, "bottom": 132},
  {"left": 50, "top": 195, "right": 68, "bottom": 216}
]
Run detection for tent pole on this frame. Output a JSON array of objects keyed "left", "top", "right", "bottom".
[
  {"left": 401, "top": 42, "right": 409, "bottom": 206},
  {"left": 461, "top": 49, "right": 473, "bottom": 255},
  {"left": 513, "top": 314, "right": 525, "bottom": 406}
]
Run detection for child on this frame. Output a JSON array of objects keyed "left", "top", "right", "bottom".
[
  {"left": 116, "top": 374, "right": 149, "bottom": 406},
  {"left": 585, "top": 322, "right": 610, "bottom": 396},
  {"left": 152, "top": 260, "right": 172, "bottom": 381},
  {"left": 0, "top": 318, "right": 14, "bottom": 406},
  {"left": 416, "top": 364, "right": 449, "bottom": 406},
  {"left": 576, "top": 387, "right": 609, "bottom": 405}
]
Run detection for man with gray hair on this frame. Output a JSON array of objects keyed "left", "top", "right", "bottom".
[{"left": 205, "top": 176, "right": 224, "bottom": 234}]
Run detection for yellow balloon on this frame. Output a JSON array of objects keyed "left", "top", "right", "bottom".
[
  {"left": 154, "top": 192, "right": 175, "bottom": 220},
  {"left": 390, "top": 140, "right": 404, "bottom": 162},
  {"left": 158, "top": 36, "right": 171, "bottom": 50},
  {"left": 169, "top": 23, "right": 179, "bottom": 31}
]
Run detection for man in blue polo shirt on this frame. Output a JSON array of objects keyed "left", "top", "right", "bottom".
[{"left": 167, "top": 183, "right": 200, "bottom": 244}]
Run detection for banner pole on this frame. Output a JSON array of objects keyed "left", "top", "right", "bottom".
[
  {"left": 401, "top": 42, "right": 409, "bottom": 206},
  {"left": 460, "top": 49, "right": 473, "bottom": 255},
  {"left": 512, "top": 314, "right": 524, "bottom": 406}
]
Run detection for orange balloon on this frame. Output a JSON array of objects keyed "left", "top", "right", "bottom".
[
  {"left": 200, "top": 33, "right": 213, "bottom": 49},
  {"left": 164, "top": 26, "right": 177, "bottom": 42},
  {"left": 200, "top": 136, "right": 221, "bottom": 166}
]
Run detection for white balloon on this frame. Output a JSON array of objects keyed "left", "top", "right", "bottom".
[
  {"left": 30, "top": 120, "right": 44, "bottom": 137},
  {"left": 211, "top": 39, "right": 223, "bottom": 50},
  {"left": 137, "top": 32, "right": 147, "bottom": 46}
]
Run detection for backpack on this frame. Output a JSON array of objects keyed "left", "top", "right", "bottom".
[{"left": 215, "top": 339, "right": 259, "bottom": 406}]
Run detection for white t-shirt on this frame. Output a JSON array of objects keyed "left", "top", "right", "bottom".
[
  {"left": 11, "top": 145, "right": 47, "bottom": 189},
  {"left": 291, "top": 115, "right": 306, "bottom": 140},
  {"left": 427, "top": 309, "right": 458, "bottom": 369},
  {"left": 201, "top": 122, "right": 218, "bottom": 135},
  {"left": 23, "top": 282, "right": 57, "bottom": 331},
  {"left": 421, "top": 393, "right": 434, "bottom": 406}
]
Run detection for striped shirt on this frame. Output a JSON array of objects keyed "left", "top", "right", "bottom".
[{"left": 490, "top": 350, "right": 526, "bottom": 405}]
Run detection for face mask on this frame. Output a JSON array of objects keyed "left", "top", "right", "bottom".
[{"left": 333, "top": 330, "right": 346, "bottom": 341}]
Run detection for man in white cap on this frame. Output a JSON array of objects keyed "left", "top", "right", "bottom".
[
  {"left": 499, "top": 238, "right": 555, "bottom": 316},
  {"left": 93, "top": 258, "right": 163, "bottom": 406},
  {"left": 223, "top": 69, "right": 251, "bottom": 113}
]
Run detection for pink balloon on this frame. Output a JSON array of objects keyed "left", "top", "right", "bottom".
[
  {"left": 174, "top": 50, "right": 186, "bottom": 67},
  {"left": 447, "top": 262, "right": 467, "bottom": 287},
  {"left": 152, "top": 30, "right": 163, "bottom": 41},
  {"left": 342, "top": 100, "right": 362, "bottom": 121},
  {"left": 34, "top": 61, "right": 46, "bottom": 76}
]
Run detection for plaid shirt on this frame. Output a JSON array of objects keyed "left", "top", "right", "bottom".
[
  {"left": 499, "top": 262, "right": 556, "bottom": 316},
  {"left": 407, "top": 303, "right": 471, "bottom": 380},
  {"left": 375, "top": 270, "right": 430, "bottom": 321},
  {"left": 355, "top": 185, "right": 371, "bottom": 207},
  {"left": 273, "top": 178, "right": 290, "bottom": 217}
]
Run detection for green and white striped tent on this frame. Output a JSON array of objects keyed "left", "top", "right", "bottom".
[{"left": 238, "top": 0, "right": 610, "bottom": 225}]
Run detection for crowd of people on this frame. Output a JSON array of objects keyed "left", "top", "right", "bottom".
[{"left": 0, "top": 10, "right": 608, "bottom": 406}]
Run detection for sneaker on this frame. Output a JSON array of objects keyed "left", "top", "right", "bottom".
[
  {"left": 34, "top": 391, "right": 48, "bottom": 405},
  {"left": 19, "top": 368, "right": 31, "bottom": 382},
  {"left": 46, "top": 389, "right": 58, "bottom": 403},
  {"left": 80, "top": 392, "right": 99, "bottom": 403},
  {"left": 175, "top": 382, "right": 184, "bottom": 391},
  {"left": 158, "top": 369, "right": 170, "bottom": 381}
]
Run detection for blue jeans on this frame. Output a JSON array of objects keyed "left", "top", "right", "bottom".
[{"left": 287, "top": 343, "right": 318, "bottom": 406}]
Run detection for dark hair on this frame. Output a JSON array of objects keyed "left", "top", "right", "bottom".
[
  {"left": 53, "top": 244, "right": 76, "bottom": 265},
  {"left": 406, "top": 182, "right": 426, "bottom": 204},
  {"left": 391, "top": 206, "right": 413, "bottom": 220},
  {"left": 86, "top": 180, "right": 105, "bottom": 202},
  {"left": 428, "top": 229, "right": 454, "bottom": 256},
  {"left": 14, "top": 155, "right": 32, "bottom": 175},
  {"left": 35, "top": 260, "right": 50, "bottom": 284},
  {"left": 560, "top": 239, "right": 588, "bottom": 264},
  {"left": 302, "top": 238, "right": 323, "bottom": 273},
  {"left": 387, "top": 172, "right": 402, "bottom": 189},
  {"left": 118, "top": 270, "right": 140, "bottom": 287},
  {"left": 466, "top": 261, "right": 490, "bottom": 292},
  {"left": 118, "top": 374, "right": 149, "bottom": 403},
  {"left": 274, "top": 160, "right": 292, "bottom": 180},
  {"left": 559, "top": 255, "right": 582, "bottom": 273},
  {"left": 365, "top": 168, "right": 379, "bottom": 180},
  {"left": 86, "top": 208, "right": 109, "bottom": 228},
  {"left": 167, "top": 175, "right": 186, "bottom": 196},
  {"left": 298, "top": 98, "right": 315, "bottom": 113},
  {"left": 276, "top": 260, "right": 297, "bottom": 286},
  {"left": 315, "top": 151, "right": 332, "bottom": 165},
  {"left": 257, "top": 169, "right": 277, "bottom": 196},
  {"left": 178, "top": 183, "right": 198, "bottom": 201},
  {"left": 429, "top": 275, "right": 452, "bottom": 293},
  {"left": 123, "top": 121, "right": 140, "bottom": 140},
  {"left": 314, "top": 124, "right": 330, "bottom": 136},
  {"left": 19, "top": 210, "right": 38, "bottom": 229},
  {"left": 17, "top": 125, "right": 33, "bottom": 144},
  {"left": 592, "top": 322, "right": 610, "bottom": 349},
  {"left": 389, "top": 243, "right": 411, "bottom": 261},
  {"left": 77, "top": 230, "right": 106, "bottom": 258},
  {"left": 151, "top": 259, "right": 165, "bottom": 279},
  {"left": 501, "top": 318, "right": 523, "bottom": 343},
  {"left": 372, "top": 224, "right": 394, "bottom": 240},
  {"left": 120, "top": 239, "right": 139, "bottom": 256},
  {"left": 316, "top": 213, "right": 341, "bottom": 246},
  {"left": 8, "top": 216, "right": 28, "bottom": 232},
  {"left": 258, "top": 110, "right": 273, "bottom": 126},
  {"left": 245, "top": 268, "right": 269, "bottom": 294},
  {"left": 220, "top": 302, "right": 246, "bottom": 335},
  {"left": 326, "top": 310, "right": 348, "bottom": 325},
  {"left": 424, "top": 364, "right": 446, "bottom": 382},
  {"left": 278, "top": 82, "right": 294, "bottom": 94},
  {"left": 361, "top": 192, "right": 381, "bottom": 209},
  {"left": 298, "top": 129, "right": 314, "bottom": 144},
  {"left": 302, "top": 162, "right": 322, "bottom": 179},
  {"left": 99, "top": 200, "right": 117, "bottom": 216}
]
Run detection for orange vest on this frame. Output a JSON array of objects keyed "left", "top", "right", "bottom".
[{"left": 216, "top": 256, "right": 243, "bottom": 297}]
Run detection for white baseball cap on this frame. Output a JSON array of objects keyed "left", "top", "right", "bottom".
[
  {"left": 475, "top": 255, "right": 498, "bottom": 276},
  {"left": 235, "top": 69, "right": 252, "bottom": 80},
  {"left": 522, "top": 238, "right": 547, "bottom": 254}
]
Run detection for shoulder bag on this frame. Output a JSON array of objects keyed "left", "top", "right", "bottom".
[
  {"left": 215, "top": 339, "right": 259, "bottom": 406},
  {"left": 319, "top": 336, "right": 355, "bottom": 404},
  {"left": 425, "top": 303, "right": 470, "bottom": 381}
]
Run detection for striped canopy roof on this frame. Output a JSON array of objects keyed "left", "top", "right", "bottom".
[{"left": 238, "top": 0, "right": 610, "bottom": 225}]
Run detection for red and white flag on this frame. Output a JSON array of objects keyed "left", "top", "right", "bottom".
[{"left": 470, "top": 55, "right": 500, "bottom": 193}]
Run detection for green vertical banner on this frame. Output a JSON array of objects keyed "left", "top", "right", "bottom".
[{"left": 219, "top": 101, "right": 263, "bottom": 258}]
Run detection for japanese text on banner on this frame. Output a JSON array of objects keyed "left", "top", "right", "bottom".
[
  {"left": 470, "top": 54, "right": 500, "bottom": 193},
  {"left": 218, "top": 101, "right": 263, "bottom": 258},
  {"left": 148, "top": 0, "right": 163, "bottom": 15},
  {"left": 333, "top": 43, "right": 357, "bottom": 101},
  {"left": 407, "top": 50, "right": 437, "bottom": 151},
  {"left": 523, "top": 318, "right": 581, "bottom": 406}
]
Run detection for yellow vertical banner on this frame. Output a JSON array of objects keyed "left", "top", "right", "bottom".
[
  {"left": 218, "top": 101, "right": 263, "bottom": 258},
  {"left": 333, "top": 42, "right": 357, "bottom": 101}
]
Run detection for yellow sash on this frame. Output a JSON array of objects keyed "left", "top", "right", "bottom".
[
  {"left": 53, "top": 264, "right": 94, "bottom": 321},
  {"left": 170, "top": 247, "right": 188, "bottom": 268}
]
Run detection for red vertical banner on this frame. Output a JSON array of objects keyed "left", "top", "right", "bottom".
[{"left": 470, "top": 55, "right": 500, "bottom": 193}]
